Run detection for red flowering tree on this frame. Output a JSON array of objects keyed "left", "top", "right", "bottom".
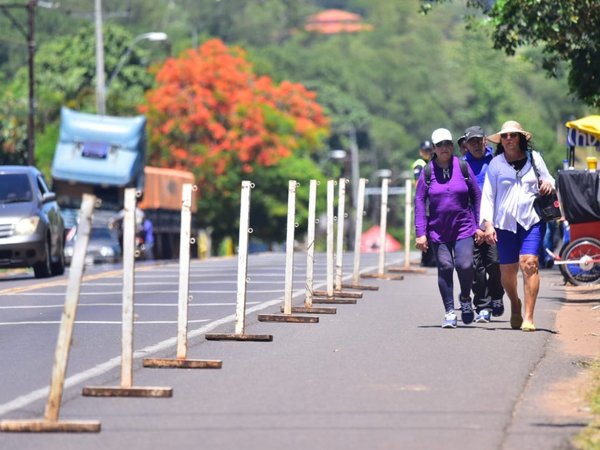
[{"left": 140, "top": 39, "right": 329, "bottom": 243}]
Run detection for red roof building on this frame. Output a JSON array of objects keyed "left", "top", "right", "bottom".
[{"left": 304, "top": 9, "right": 373, "bottom": 34}]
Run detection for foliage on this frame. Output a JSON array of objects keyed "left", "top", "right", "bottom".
[
  {"left": 420, "top": 0, "right": 600, "bottom": 107},
  {"left": 0, "top": 93, "right": 28, "bottom": 165},
  {"left": 253, "top": 0, "right": 587, "bottom": 182},
  {"left": 1, "top": 22, "right": 167, "bottom": 166},
  {"left": 141, "top": 38, "right": 329, "bottom": 241},
  {"left": 573, "top": 359, "right": 600, "bottom": 449}
]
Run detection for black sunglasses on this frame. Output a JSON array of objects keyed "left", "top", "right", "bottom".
[
  {"left": 435, "top": 140, "right": 453, "bottom": 148},
  {"left": 500, "top": 132, "right": 520, "bottom": 139}
]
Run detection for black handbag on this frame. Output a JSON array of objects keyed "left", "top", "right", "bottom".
[{"left": 529, "top": 151, "right": 562, "bottom": 221}]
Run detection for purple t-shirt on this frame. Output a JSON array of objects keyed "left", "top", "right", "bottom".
[{"left": 415, "top": 156, "right": 481, "bottom": 244}]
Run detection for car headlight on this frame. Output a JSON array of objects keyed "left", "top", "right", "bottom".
[
  {"left": 14, "top": 216, "right": 40, "bottom": 235},
  {"left": 99, "top": 246, "right": 115, "bottom": 257},
  {"left": 64, "top": 246, "right": 74, "bottom": 257}
]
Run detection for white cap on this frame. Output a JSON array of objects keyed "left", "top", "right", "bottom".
[{"left": 431, "top": 128, "right": 453, "bottom": 145}]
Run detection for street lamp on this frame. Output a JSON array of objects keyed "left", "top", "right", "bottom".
[
  {"left": 97, "top": 31, "right": 168, "bottom": 114},
  {"left": 106, "top": 32, "right": 168, "bottom": 88}
]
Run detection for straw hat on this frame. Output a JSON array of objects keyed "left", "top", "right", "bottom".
[{"left": 487, "top": 120, "right": 532, "bottom": 144}]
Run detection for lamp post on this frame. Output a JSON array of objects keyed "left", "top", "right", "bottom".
[
  {"left": 106, "top": 32, "right": 168, "bottom": 88},
  {"left": 96, "top": 31, "right": 168, "bottom": 115}
]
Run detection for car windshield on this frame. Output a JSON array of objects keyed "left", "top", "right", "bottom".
[
  {"left": 91, "top": 228, "right": 114, "bottom": 240},
  {"left": 0, "top": 174, "right": 33, "bottom": 204}
]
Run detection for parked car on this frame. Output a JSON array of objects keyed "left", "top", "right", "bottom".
[
  {"left": 64, "top": 226, "right": 122, "bottom": 265},
  {"left": 0, "top": 166, "right": 65, "bottom": 278}
]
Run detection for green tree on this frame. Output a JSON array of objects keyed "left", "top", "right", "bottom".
[{"left": 421, "top": 0, "right": 600, "bottom": 107}]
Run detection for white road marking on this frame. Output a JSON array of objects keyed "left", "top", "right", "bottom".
[
  {"left": 0, "top": 319, "right": 210, "bottom": 326},
  {"left": 0, "top": 302, "right": 261, "bottom": 310},
  {"left": 0, "top": 260, "right": 395, "bottom": 417},
  {"left": 9, "top": 289, "right": 287, "bottom": 296}
]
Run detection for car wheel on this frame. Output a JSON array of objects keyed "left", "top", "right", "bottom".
[
  {"left": 51, "top": 238, "right": 65, "bottom": 276},
  {"left": 33, "top": 239, "right": 52, "bottom": 278}
]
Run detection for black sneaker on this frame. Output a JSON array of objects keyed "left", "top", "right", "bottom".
[
  {"left": 460, "top": 298, "right": 474, "bottom": 325},
  {"left": 491, "top": 298, "right": 505, "bottom": 317}
]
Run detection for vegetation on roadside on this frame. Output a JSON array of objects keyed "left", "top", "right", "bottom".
[{"left": 574, "top": 358, "right": 600, "bottom": 449}]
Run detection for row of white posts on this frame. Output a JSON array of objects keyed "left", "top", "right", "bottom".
[{"left": 0, "top": 176, "right": 417, "bottom": 433}]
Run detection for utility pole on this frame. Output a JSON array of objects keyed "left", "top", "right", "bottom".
[
  {"left": 0, "top": 0, "right": 38, "bottom": 165},
  {"left": 94, "top": 0, "right": 106, "bottom": 115},
  {"left": 26, "top": 0, "right": 35, "bottom": 165}
]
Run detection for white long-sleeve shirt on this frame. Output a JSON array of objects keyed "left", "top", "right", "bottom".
[{"left": 480, "top": 150, "right": 555, "bottom": 232}]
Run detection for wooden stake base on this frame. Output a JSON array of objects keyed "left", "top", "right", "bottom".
[
  {"left": 82, "top": 386, "right": 172, "bottom": 397},
  {"left": 311, "top": 297, "right": 357, "bottom": 305},
  {"left": 282, "top": 306, "right": 337, "bottom": 314},
  {"left": 360, "top": 273, "right": 404, "bottom": 280},
  {"left": 143, "top": 358, "right": 223, "bottom": 368},
  {"left": 205, "top": 333, "right": 273, "bottom": 342},
  {"left": 313, "top": 289, "right": 362, "bottom": 299},
  {"left": 388, "top": 266, "right": 427, "bottom": 274},
  {"left": 0, "top": 419, "right": 101, "bottom": 433},
  {"left": 257, "top": 314, "right": 319, "bottom": 323},
  {"left": 342, "top": 283, "right": 379, "bottom": 291}
]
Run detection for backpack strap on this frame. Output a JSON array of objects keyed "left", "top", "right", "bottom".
[
  {"left": 424, "top": 161, "right": 432, "bottom": 189},
  {"left": 425, "top": 159, "right": 468, "bottom": 188},
  {"left": 459, "top": 159, "right": 469, "bottom": 183}
]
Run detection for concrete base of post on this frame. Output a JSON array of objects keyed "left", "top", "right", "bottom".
[
  {"left": 388, "top": 266, "right": 427, "bottom": 274},
  {"left": 205, "top": 333, "right": 273, "bottom": 342},
  {"left": 0, "top": 419, "right": 101, "bottom": 433},
  {"left": 360, "top": 273, "right": 404, "bottom": 280},
  {"left": 341, "top": 283, "right": 379, "bottom": 291},
  {"left": 311, "top": 297, "right": 357, "bottom": 304},
  {"left": 82, "top": 386, "right": 172, "bottom": 397},
  {"left": 143, "top": 358, "right": 223, "bottom": 368},
  {"left": 257, "top": 314, "right": 319, "bottom": 323},
  {"left": 281, "top": 306, "right": 337, "bottom": 314},
  {"left": 313, "top": 289, "right": 362, "bottom": 299}
]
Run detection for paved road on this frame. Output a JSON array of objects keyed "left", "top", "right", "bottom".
[{"left": 0, "top": 252, "right": 587, "bottom": 449}]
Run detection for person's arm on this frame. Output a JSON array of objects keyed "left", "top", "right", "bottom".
[
  {"left": 479, "top": 163, "right": 497, "bottom": 244},
  {"left": 533, "top": 151, "right": 555, "bottom": 195},
  {"left": 466, "top": 164, "right": 481, "bottom": 226},
  {"left": 414, "top": 168, "right": 428, "bottom": 250}
]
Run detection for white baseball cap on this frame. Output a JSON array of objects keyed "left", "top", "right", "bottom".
[{"left": 431, "top": 128, "right": 453, "bottom": 145}]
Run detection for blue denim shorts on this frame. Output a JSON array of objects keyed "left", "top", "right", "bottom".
[{"left": 496, "top": 221, "right": 546, "bottom": 264}]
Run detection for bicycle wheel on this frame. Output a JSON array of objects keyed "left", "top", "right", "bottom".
[{"left": 560, "top": 237, "right": 600, "bottom": 285}]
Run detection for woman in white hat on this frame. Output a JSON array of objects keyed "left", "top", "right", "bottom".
[{"left": 480, "top": 120, "right": 555, "bottom": 332}]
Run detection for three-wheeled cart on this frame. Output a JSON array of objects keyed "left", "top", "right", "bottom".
[{"left": 554, "top": 116, "right": 600, "bottom": 285}]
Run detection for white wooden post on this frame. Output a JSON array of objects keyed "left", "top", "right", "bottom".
[
  {"left": 335, "top": 178, "right": 347, "bottom": 291},
  {"left": 234, "top": 181, "right": 252, "bottom": 333},
  {"left": 378, "top": 178, "right": 389, "bottom": 275},
  {"left": 121, "top": 188, "right": 136, "bottom": 388},
  {"left": 176, "top": 183, "right": 193, "bottom": 359},
  {"left": 326, "top": 180, "right": 335, "bottom": 297},
  {"left": 45, "top": 194, "right": 96, "bottom": 421},
  {"left": 404, "top": 179, "right": 412, "bottom": 269},
  {"left": 352, "top": 178, "right": 367, "bottom": 285},
  {"left": 305, "top": 180, "right": 317, "bottom": 308},
  {"left": 283, "top": 180, "right": 297, "bottom": 315}
]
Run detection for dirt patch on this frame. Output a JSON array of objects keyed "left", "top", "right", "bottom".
[{"left": 541, "top": 283, "right": 600, "bottom": 419}]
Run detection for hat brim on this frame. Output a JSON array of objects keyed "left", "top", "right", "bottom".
[{"left": 487, "top": 128, "right": 532, "bottom": 144}]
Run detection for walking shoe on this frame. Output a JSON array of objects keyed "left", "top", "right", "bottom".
[
  {"left": 475, "top": 309, "right": 491, "bottom": 323},
  {"left": 510, "top": 313, "right": 523, "bottom": 330},
  {"left": 521, "top": 321, "right": 536, "bottom": 332},
  {"left": 491, "top": 298, "right": 505, "bottom": 317},
  {"left": 442, "top": 312, "right": 457, "bottom": 329},
  {"left": 460, "top": 298, "right": 475, "bottom": 325}
]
